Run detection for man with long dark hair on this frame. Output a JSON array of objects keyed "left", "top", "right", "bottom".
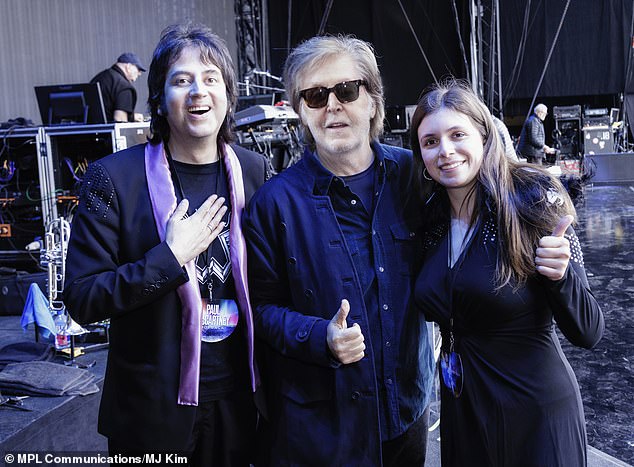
[{"left": 65, "top": 23, "right": 268, "bottom": 465}]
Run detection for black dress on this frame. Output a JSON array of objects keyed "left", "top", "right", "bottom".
[{"left": 415, "top": 216, "right": 604, "bottom": 467}]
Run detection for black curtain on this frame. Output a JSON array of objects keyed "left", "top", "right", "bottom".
[
  {"left": 266, "top": 0, "right": 633, "bottom": 107},
  {"left": 266, "top": 0, "right": 467, "bottom": 105},
  {"left": 623, "top": 6, "right": 634, "bottom": 140},
  {"left": 500, "top": 0, "right": 634, "bottom": 99}
]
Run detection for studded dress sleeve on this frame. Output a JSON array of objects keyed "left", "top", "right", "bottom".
[
  {"left": 544, "top": 227, "right": 604, "bottom": 349},
  {"left": 64, "top": 160, "right": 188, "bottom": 324}
]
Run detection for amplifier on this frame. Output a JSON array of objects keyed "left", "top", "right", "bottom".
[
  {"left": 553, "top": 105, "right": 581, "bottom": 119},
  {"left": 584, "top": 108, "right": 608, "bottom": 117},
  {"left": 385, "top": 105, "right": 417, "bottom": 133},
  {"left": 583, "top": 128, "right": 613, "bottom": 154},
  {"left": 583, "top": 116, "right": 610, "bottom": 128},
  {"left": 0, "top": 271, "right": 48, "bottom": 316}
]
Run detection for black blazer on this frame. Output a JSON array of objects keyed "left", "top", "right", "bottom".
[{"left": 64, "top": 143, "right": 268, "bottom": 450}]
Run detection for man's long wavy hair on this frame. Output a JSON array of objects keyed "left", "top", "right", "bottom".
[
  {"left": 409, "top": 79, "right": 576, "bottom": 290},
  {"left": 147, "top": 23, "right": 237, "bottom": 146}
]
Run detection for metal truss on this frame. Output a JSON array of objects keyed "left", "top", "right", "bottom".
[
  {"left": 470, "top": 0, "right": 504, "bottom": 118},
  {"left": 235, "top": 0, "right": 270, "bottom": 95}
]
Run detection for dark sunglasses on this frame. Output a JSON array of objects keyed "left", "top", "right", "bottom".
[{"left": 298, "top": 80, "right": 368, "bottom": 109}]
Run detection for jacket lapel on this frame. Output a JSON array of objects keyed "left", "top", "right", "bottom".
[
  {"left": 145, "top": 142, "right": 202, "bottom": 406},
  {"left": 223, "top": 145, "right": 259, "bottom": 390}
]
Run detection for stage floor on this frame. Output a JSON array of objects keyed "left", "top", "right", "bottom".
[{"left": 561, "top": 183, "right": 634, "bottom": 465}]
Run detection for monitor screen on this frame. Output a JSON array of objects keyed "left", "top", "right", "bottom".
[{"left": 35, "top": 83, "right": 107, "bottom": 125}]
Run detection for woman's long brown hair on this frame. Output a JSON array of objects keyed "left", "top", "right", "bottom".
[{"left": 409, "top": 79, "right": 576, "bottom": 290}]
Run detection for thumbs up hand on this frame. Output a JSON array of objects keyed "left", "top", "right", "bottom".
[
  {"left": 535, "top": 215, "right": 574, "bottom": 281},
  {"left": 327, "top": 299, "right": 366, "bottom": 364}
]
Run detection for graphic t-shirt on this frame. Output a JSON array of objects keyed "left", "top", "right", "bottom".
[{"left": 171, "top": 159, "right": 249, "bottom": 401}]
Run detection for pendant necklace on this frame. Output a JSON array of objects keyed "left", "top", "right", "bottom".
[
  {"left": 165, "top": 146, "right": 222, "bottom": 299},
  {"left": 440, "top": 218, "right": 470, "bottom": 398}
]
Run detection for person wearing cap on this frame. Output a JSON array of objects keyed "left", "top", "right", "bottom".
[
  {"left": 516, "top": 103, "right": 557, "bottom": 165},
  {"left": 90, "top": 52, "right": 146, "bottom": 122}
]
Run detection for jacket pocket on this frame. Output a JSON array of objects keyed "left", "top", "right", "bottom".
[
  {"left": 279, "top": 361, "right": 333, "bottom": 404},
  {"left": 390, "top": 220, "right": 420, "bottom": 276},
  {"left": 276, "top": 364, "right": 337, "bottom": 465}
]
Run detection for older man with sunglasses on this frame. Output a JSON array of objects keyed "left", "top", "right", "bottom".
[{"left": 243, "top": 35, "right": 435, "bottom": 466}]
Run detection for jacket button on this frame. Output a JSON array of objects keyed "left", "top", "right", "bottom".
[
  {"left": 304, "top": 289, "right": 313, "bottom": 298},
  {"left": 351, "top": 391, "right": 361, "bottom": 400},
  {"left": 288, "top": 257, "right": 297, "bottom": 265}
]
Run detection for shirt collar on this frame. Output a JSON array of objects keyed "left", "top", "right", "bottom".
[
  {"left": 306, "top": 141, "right": 398, "bottom": 195},
  {"left": 111, "top": 64, "right": 128, "bottom": 81}
]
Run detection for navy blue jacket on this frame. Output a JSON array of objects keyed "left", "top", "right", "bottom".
[{"left": 243, "top": 142, "right": 435, "bottom": 466}]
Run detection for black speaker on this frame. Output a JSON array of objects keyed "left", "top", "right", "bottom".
[
  {"left": 583, "top": 128, "right": 613, "bottom": 155},
  {"left": 0, "top": 271, "right": 48, "bottom": 316},
  {"left": 385, "top": 106, "right": 408, "bottom": 132},
  {"left": 584, "top": 152, "right": 634, "bottom": 184},
  {"left": 554, "top": 118, "right": 581, "bottom": 157}
]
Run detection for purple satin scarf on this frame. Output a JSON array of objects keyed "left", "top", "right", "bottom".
[{"left": 145, "top": 142, "right": 258, "bottom": 406}]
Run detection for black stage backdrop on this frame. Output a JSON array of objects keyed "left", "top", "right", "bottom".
[
  {"left": 267, "top": 0, "right": 634, "bottom": 107},
  {"left": 266, "top": 0, "right": 468, "bottom": 106},
  {"left": 624, "top": 8, "right": 634, "bottom": 136},
  {"left": 500, "top": 0, "right": 633, "bottom": 98}
]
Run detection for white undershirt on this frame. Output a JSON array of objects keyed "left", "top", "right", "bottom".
[{"left": 449, "top": 218, "right": 474, "bottom": 267}]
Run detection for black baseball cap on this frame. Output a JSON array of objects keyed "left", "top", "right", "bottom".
[{"left": 117, "top": 52, "right": 146, "bottom": 72}]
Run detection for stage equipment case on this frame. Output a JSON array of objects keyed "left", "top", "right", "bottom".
[
  {"left": 38, "top": 122, "right": 150, "bottom": 225},
  {"left": 0, "top": 127, "right": 45, "bottom": 271}
]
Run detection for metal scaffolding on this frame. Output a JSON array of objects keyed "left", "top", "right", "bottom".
[
  {"left": 235, "top": 0, "right": 271, "bottom": 96},
  {"left": 470, "top": 0, "right": 504, "bottom": 118}
]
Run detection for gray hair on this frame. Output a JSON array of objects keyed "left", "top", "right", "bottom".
[
  {"left": 534, "top": 103, "right": 548, "bottom": 114},
  {"left": 282, "top": 35, "right": 385, "bottom": 148}
]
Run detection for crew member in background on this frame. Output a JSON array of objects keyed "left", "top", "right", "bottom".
[
  {"left": 90, "top": 52, "right": 145, "bottom": 122},
  {"left": 517, "top": 103, "right": 557, "bottom": 164}
]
